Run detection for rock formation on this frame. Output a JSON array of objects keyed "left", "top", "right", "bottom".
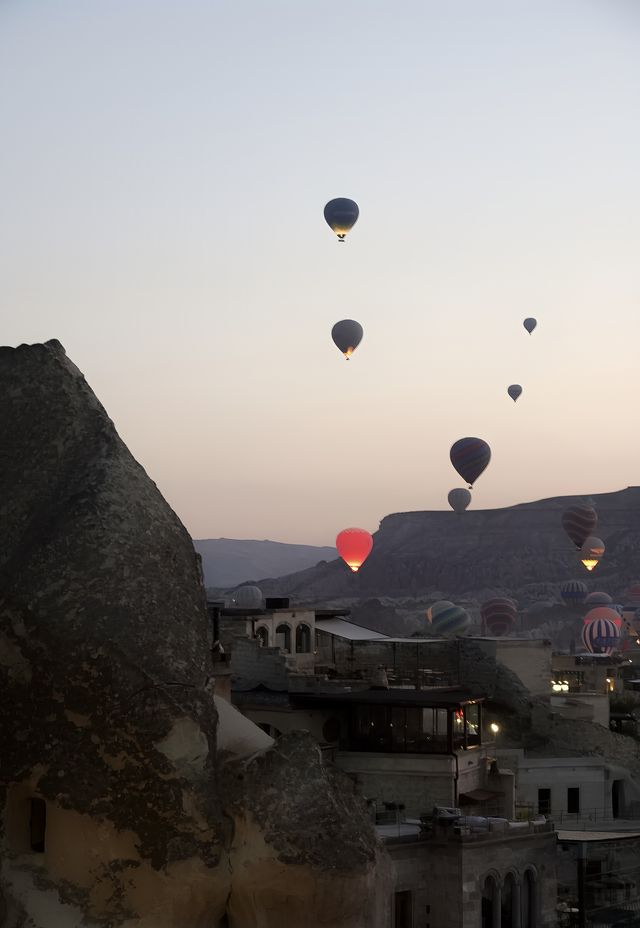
[
  {"left": 0, "top": 341, "right": 390, "bottom": 927},
  {"left": 255, "top": 488, "right": 640, "bottom": 606}
]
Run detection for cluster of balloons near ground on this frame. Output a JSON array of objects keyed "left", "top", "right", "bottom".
[{"left": 559, "top": 581, "right": 640, "bottom": 656}]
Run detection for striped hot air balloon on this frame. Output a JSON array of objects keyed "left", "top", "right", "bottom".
[
  {"left": 560, "top": 580, "right": 588, "bottom": 605},
  {"left": 582, "top": 617, "right": 620, "bottom": 655},
  {"left": 427, "top": 601, "right": 470, "bottom": 637},
  {"left": 449, "top": 438, "right": 491, "bottom": 489},
  {"left": 561, "top": 505, "right": 597, "bottom": 549},
  {"left": 585, "top": 592, "right": 613, "bottom": 605},
  {"left": 480, "top": 598, "right": 518, "bottom": 636}
]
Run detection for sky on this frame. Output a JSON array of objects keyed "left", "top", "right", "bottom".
[{"left": 1, "top": 1, "right": 639, "bottom": 545}]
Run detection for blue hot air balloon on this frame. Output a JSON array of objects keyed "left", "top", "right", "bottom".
[
  {"left": 560, "top": 580, "right": 588, "bottom": 606},
  {"left": 523, "top": 318, "right": 537, "bottom": 334},
  {"left": 582, "top": 617, "right": 620, "bottom": 655},
  {"left": 427, "top": 601, "right": 470, "bottom": 637},
  {"left": 450, "top": 438, "right": 491, "bottom": 489}
]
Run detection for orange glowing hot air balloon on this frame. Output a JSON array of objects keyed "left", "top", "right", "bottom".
[{"left": 336, "top": 528, "right": 373, "bottom": 573}]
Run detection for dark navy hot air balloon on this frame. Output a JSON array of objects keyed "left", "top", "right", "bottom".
[
  {"left": 481, "top": 598, "right": 517, "bottom": 636},
  {"left": 561, "top": 505, "right": 598, "bottom": 549},
  {"left": 560, "top": 580, "right": 588, "bottom": 606},
  {"left": 324, "top": 198, "right": 359, "bottom": 242},
  {"left": 585, "top": 591, "right": 613, "bottom": 606},
  {"left": 523, "top": 318, "right": 537, "bottom": 335},
  {"left": 448, "top": 488, "right": 471, "bottom": 513},
  {"left": 508, "top": 385, "right": 523, "bottom": 402},
  {"left": 331, "top": 320, "right": 363, "bottom": 360},
  {"left": 450, "top": 438, "right": 491, "bottom": 489}
]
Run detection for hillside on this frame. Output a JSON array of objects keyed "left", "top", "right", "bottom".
[
  {"left": 252, "top": 487, "right": 640, "bottom": 606},
  {"left": 194, "top": 537, "right": 335, "bottom": 588}
]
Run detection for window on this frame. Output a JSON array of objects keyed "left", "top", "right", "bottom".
[
  {"left": 538, "top": 788, "right": 551, "bottom": 815},
  {"left": 567, "top": 787, "right": 580, "bottom": 814},
  {"left": 275, "top": 624, "right": 291, "bottom": 653},
  {"left": 255, "top": 626, "right": 269, "bottom": 647},
  {"left": 30, "top": 799, "right": 46, "bottom": 853},
  {"left": 295, "top": 623, "right": 311, "bottom": 653}
]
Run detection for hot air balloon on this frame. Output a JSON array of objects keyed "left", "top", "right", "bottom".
[
  {"left": 523, "top": 318, "right": 537, "bottom": 335},
  {"left": 581, "top": 616, "right": 620, "bottom": 655},
  {"left": 560, "top": 580, "right": 588, "bottom": 606},
  {"left": 507, "top": 385, "right": 523, "bottom": 402},
  {"left": 336, "top": 528, "right": 373, "bottom": 573},
  {"left": 427, "top": 601, "right": 470, "bottom": 637},
  {"left": 449, "top": 438, "right": 491, "bottom": 489},
  {"left": 331, "top": 319, "right": 363, "bottom": 360},
  {"left": 583, "top": 606, "right": 622, "bottom": 629},
  {"left": 481, "top": 598, "right": 518, "bottom": 636},
  {"left": 324, "top": 198, "right": 359, "bottom": 241},
  {"left": 561, "top": 505, "right": 598, "bottom": 549},
  {"left": 448, "top": 488, "right": 471, "bottom": 513},
  {"left": 580, "top": 536, "right": 605, "bottom": 571},
  {"left": 585, "top": 591, "right": 613, "bottom": 605}
]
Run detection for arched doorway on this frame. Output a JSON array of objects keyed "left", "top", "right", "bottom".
[
  {"left": 522, "top": 869, "right": 536, "bottom": 928},
  {"left": 275, "top": 624, "right": 291, "bottom": 653},
  {"left": 482, "top": 876, "right": 497, "bottom": 928},
  {"left": 296, "top": 623, "right": 311, "bottom": 653},
  {"left": 501, "top": 873, "right": 516, "bottom": 928}
]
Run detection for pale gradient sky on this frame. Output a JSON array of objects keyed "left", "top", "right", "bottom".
[{"left": 1, "top": 1, "right": 639, "bottom": 545}]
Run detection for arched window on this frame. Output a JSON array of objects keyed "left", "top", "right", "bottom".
[
  {"left": 481, "top": 876, "right": 497, "bottom": 928},
  {"left": 275, "top": 624, "right": 291, "bottom": 653},
  {"left": 502, "top": 873, "right": 517, "bottom": 928},
  {"left": 295, "top": 623, "right": 311, "bottom": 653},
  {"left": 522, "top": 869, "right": 537, "bottom": 928},
  {"left": 255, "top": 626, "right": 269, "bottom": 648}
]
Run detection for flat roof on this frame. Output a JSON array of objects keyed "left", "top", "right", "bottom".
[
  {"left": 557, "top": 831, "right": 640, "bottom": 843},
  {"left": 315, "top": 618, "right": 389, "bottom": 640},
  {"left": 292, "top": 686, "right": 482, "bottom": 708}
]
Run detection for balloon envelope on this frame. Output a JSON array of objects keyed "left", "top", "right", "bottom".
[
  {"left": 581, "top": 616, "right": 620, "bottom": 655},
  {"left": 449, "top": 438, "right": 491, "bottom": 488},
  {"left": 523, "top": 318, "right": 537, "bottom": 334},
  {"left": 324, "top": 198, "right": 359, "bottom": 240},
  {"left": 561, "top": 506, "right": 598, "bottom": 549},
  {"left": 428, "top": 601, "right": 470, "bottom": 637},
  {"left": 336, "top": 528, "right": 373, "bottom": 573},
  {"left": 507, "top": 384, "right": 523, "bottom": 402},
  {"left": 583, "top": 606, "right": 622, "bottom": 628},
  {"left": 448, "top": 488, "right": 471, "bottom": 513},
  {"left": 560, "top": 580, "right": 588, "bottom": 605},
  {"left": 585, "top": 592, "right": 613, "bottom": 605},
  {"left": 481, "top": 598, "right": 517, "bottom": 636},
  {"left": 331, "top": 319, "right": 363, "bottom": 359}
]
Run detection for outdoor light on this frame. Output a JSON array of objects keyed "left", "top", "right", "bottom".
[{"left": 490, "top": 722, "right": 500, "bottom": 734}]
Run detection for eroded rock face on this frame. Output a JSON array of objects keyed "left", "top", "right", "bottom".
[{"left": 0, "top": 341, "right": 390, "bottom": 927}]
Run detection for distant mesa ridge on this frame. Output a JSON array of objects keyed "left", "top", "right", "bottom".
[
  {"left": 195, "top": 537, "right": 335, "bottom": 588},
  {"left": 210, "top": 488, "right": 640, "bottom": 602}
]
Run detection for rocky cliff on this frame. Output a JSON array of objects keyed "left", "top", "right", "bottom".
[
  {"left": 0, "top": 341, "right": 390, "bottom": 928},
  {"left": 256, "top": 488, "right": 640, "bottom": 606}
]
